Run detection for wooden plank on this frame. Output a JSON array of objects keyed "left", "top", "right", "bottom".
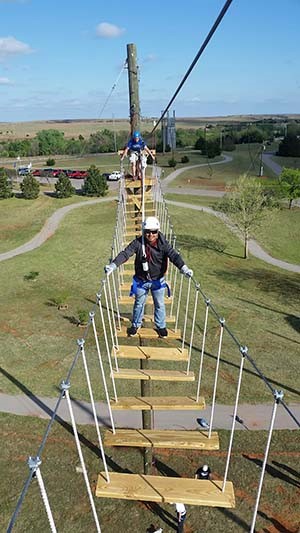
[
  {"left": 105, "top": 429, "right": 219, "bottom": 450},
  {"left": 110, "top": 396, "right": 205, "bottom": 411},
  {"left": 116, "top": 325, "right": 180, "bottom": 340},
  {"left": 119, "top": 313, "right": 176, "bottom": 324},
  {"left": 112, "top": 369, "right": 195, "bottom": 381},
  {"left": 115, "top": 345, "right": 188, "bottom": 361},
  {"left": 118, "top": 295, "right": 172, "bottom": 305},
  {"left": 96, "top": 472, "right": 162, "bottom": 502},
  {"left": 96, "top": 473, "right": 235, "bottom": 508}
]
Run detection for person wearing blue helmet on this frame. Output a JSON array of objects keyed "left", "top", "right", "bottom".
[{"left": 121, "top": 130, "right": 155, "bottom": 179}]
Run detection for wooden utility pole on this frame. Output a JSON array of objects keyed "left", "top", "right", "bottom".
[
  {"left": 127, "top": 43, "right": 152, "bottom": 474},
  {"left": 127, "top": 43, "right": 140, "bottom": 134}
]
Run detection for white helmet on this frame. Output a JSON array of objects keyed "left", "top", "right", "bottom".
[
  {"left": 143, "top": 216, "right": 160, "bottom": 231},
  {"left": 202, "top": 464, "right": 208, "bottom": 472}
]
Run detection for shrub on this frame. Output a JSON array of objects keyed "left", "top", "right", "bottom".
[
  {"left": 181, "top": 155, "right": 189, "bottom": 164},
  {"left": 0, "top": 167, "right": 13, "bottom": 199},
  {"left": 24, "top": 271, "right": 39, "bottom": 281},
  {"left": 81, "top": 165, "right": 108, "bottom": 197},
  {"left": 46, "top": 158, "right": 55, "bottom": 166},
  {"left": 55, "top": 173, "right": 75, "bottom": 198},
  {"left": 168, "top": 158, "right": 177, "bottom": 168},
  {"left": 20, "top": 174, "right": 40, "bottom": 199},
  {"left": 77, "top": 309, "right": 89, "bottom": 325}
]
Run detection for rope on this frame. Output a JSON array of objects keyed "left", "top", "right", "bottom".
[
  {"left": 150, "top": 0, "right": 234, "bottom": 136},
  {"left": 78, "top": 339, "right": 111, "bottom": 479},
  {"left": 63, "top": 386, "right": 101, "bottom": 533},
  {"left": 196, "top": 299, "right": 210, "bottom": 402},
  {"left": 98, "top": 60, "right": 127, "bottom": 119},
  {"left": 250, "top": 391, "right": 283, "bottom": 533},
  {"left": 35, "top": 466, "right": 57, "bottom": 532},
  {"left": 208, "top": 319, "right": 225, "bottom": 439},
  {"left": 97, "top": 293, "right": 118, "bottom": 401},
  {"left": 222, "top": 347, "right": 246, "bottom": 490}
]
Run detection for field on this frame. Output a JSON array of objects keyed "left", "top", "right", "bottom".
[
  {"left": 0, "top": 135, "right": 299, "bottom": 532},
  {"left": 0, "top": 200, "right": 299, "bottom": 403},
  {"left": 1, "top": 114, "right": 300, "bottom": 139},
  {"left": 1, "top": 414, "right": 299, "bottom": 533}
]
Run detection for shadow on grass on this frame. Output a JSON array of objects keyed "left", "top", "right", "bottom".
[
  {"left": 272, "top": 460, "right": 300, "bottom": 480},
  {"left": 215, "top": 269, "right": 300, "bottom": 305},
  {"left": 243, "top": 454, "right": 300, "bottom": 489},
  {"left": 0, "top": 367, "right": 131, "bottom": 475},
  {"left": 178, "top": 233, "right": 241, "bottom": 258},
  {"left": 62, "top": 314, "right": 79, "bottom": 325},
  {"left": 216, "top": 508, "right": 249, "bottom": 531},
  {"left": 153, "top": 457, "right": 180, "bottom": 478},
  {"left": 191, "top": 342, "right": 300, "bottom": 399},
  {"left": 142, "top": 502, "right": 177, "bottom": 531},
  {"left": 237, "top": 298, "right": 300, "bottom": 336}
]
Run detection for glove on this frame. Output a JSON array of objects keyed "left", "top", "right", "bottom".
[
  {"left": 104, "top": 262, "right": 117, "bottom": 276},
  {"left": 181, "top": 264, "right": 193, "bottom": 278}
]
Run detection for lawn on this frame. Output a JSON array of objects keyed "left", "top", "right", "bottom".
[
  {"left": 1, "top": 413, "right": 299, "bottom": 532},
  {"left": 170, "top": 144, "right": 278, "bottom": 190},
  {"left": 165, "top": 194, "right": 300, "bottom": 265},
  {"left": 271, "top": 154, "right": 300, "bottom": 170},
  {"left": 0, "top": 194, "right": 101, "bottom": 254},
  {"left": 0, "top": 200, "right": 299, "bottom": 406}
]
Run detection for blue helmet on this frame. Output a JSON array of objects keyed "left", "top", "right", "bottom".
[{"left": 133, "top": 130, "right": 140, "bottom": 138}]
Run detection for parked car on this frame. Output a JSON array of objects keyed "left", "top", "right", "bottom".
[
  {"left": 32, "top": 169, "right": 41, "bottom": 176},
  {"left": 107, "top": 171, "right": 123, "bottom": 181},
  {"left": 68, "top": 170, "right": 84, "bottom": 179}
]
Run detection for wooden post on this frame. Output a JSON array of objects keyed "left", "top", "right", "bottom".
[
  {"left": 140, "top": 357, "right": 152, "bottom": 475},
  {"left": 127, "top": 43, "right": 140, "bottom": 134}
]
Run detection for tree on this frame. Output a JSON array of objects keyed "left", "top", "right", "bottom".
[
  {"left": 0, "top": 167, "right": 13, "bottom": 199},
  {"left": 168, "top": 158, "right": 177, "bottom": 168},
  {"left": 277, "top": 134, "right": 300, "bottom": 157},
  {"left": 278, "top": 167, "right": 300, "bottom": 209},
  {"left": 36, "top": 129, "right": 66, "bottom": 155},
  {"left": 20, "top": 174, "right": 40, "bottom": 199},
  {"left": 81, "top": 165, "right": 108, "bottom": 196},
  {"left": 216, "top": 174, "right": 276, "bottom": 259},
  {"left": 46, "top": 158, "right": 55, "bottom": 166},
  {"left": 55, "top": 173, "right": 75, "bottom": 198}
]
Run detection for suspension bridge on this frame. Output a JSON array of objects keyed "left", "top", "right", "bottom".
[{"left": 5, "top": 2, "right": 300, "bottom": 531}]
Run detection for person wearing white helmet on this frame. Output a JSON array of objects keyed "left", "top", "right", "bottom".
[
  {"left": 104, "top": 216, "right": 193, "bottom": 337},
  {"left": 121, "top": 130, "right": 155, "bottom": 180},
  {"left": 194, "top": 463, "right": 211, "bottom": 480}
]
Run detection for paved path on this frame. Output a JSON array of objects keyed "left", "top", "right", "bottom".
[
  {"left": 0, "top": 392, "right": 299, "bottom": 430},
  {"left": 166, "top": 200, "right": 300, "bottom": 273},
  {"left": 262, "top": 151, "right": 283, "bottom": 175},
  {"left": 0, "top": 196, "right": 115, "bottom": 262},
  {"left": 161, "top": 155, "right": 233, "bottom": 190}
]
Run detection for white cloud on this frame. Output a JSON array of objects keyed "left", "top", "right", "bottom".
[
  {"left": 0, "top": 76, "right": 12, "bottom": 84},
  {"left": 96, "top": 22, "right": 125, "bottom": 38},
  {"left": 0, "top": 36, "right": 33, "bottom": 61}
]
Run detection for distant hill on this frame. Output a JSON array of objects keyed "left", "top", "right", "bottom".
[{"left": 0, "top": 114, "right": 299, "bottom": 140}]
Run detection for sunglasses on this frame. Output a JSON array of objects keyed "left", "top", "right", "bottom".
[{"left": 145, "top": 229, "right": 158, "bottom": 234}]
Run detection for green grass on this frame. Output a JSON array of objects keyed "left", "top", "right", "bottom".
[
  {"left": 253, "top": 206, "right": 300, "bottom": 264},
  {"left": 271, "top": 154, "right": 300, "bottom": 170},
  {"left": 1, "top": 413, "right": 299, "bottom": 532},
  {"left": 165, "top": 194, "right": 300, "bottom": 264},
  {"left": 165, "top": 193, "right": 219, "bottom": 207},
  {"left": 0, "top": 194, "right": 114, "bottom": 254},
  {"left": 0, "top": 201, "right": 299, "bottom": 405},
  {"left": 171, "top": 145, "right": 277, "bottom": 190}
]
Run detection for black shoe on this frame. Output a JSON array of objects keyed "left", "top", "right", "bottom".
[
  {"left": 127, "top": 325, "right": 138, "bottom": 336},
  {"left": 158, "top": 328, "right": 168, "bottom": 337}
]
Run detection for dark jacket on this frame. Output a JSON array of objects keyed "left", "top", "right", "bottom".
[{"left": 113, "top": 232, "right": 184, "bottom": 281}]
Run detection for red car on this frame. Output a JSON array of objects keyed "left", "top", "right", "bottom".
[
  {"left": 68, "top": 170, "right": 86, "bottom": 178},
  {"left": 32, "top": 169, "right": 41, "bottom": 176}
]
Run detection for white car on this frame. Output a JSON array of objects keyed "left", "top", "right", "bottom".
[{"left": 108, "top": 171, "right": 122, "bottom": 181}]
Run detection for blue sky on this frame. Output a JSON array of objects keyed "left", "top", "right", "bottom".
[{"left": 0, "top": 0, "right": 299, "bottom": 122}]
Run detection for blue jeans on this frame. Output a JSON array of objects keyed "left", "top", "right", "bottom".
[{"left": 132, "top": 278, "right": 166, "bottom": 329}]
